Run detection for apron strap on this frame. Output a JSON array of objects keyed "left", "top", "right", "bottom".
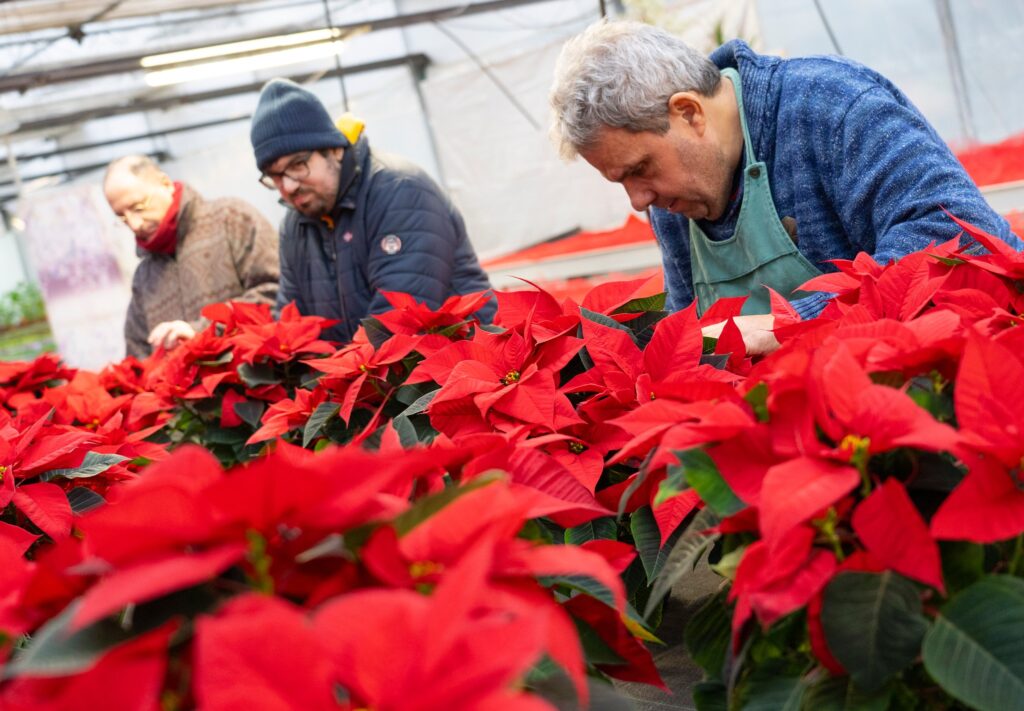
[{"left": 720, "top": 68, "right": 755, "bottom": 168}]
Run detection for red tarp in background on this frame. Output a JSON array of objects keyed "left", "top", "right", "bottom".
[
  {"left": 957, "top": 133, "right": 1024, "bottom": 187},
  {"left": 490, "top": 135, "right": 1024, "bottom": 300}
]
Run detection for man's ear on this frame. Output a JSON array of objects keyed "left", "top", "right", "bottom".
[{"left": 668, "top": 92, "right": 706, "bottom": 134}]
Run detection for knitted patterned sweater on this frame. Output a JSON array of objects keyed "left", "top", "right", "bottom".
[
  {"left": 651, "top": 40, "right": 1023, "bottom": 318},
  {"left": 124, "top": 184, "right": 280, "bottom": 358}
]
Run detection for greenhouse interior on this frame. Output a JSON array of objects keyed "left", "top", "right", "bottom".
[{"left": 0, "top": 0, "right": 1022, "bottom": 709}]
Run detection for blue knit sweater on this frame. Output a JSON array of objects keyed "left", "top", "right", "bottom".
[{"left": 651, "top": 41, "right": 1023, "bottom": 319}]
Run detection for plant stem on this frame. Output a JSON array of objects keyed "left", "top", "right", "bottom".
[{"left": 1010, "top": 534, "right": 1024, "bottom": 577}]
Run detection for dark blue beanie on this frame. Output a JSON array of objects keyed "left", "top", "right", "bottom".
[{"left": 250, "top": 78, "right": 349, "bottom": 170}]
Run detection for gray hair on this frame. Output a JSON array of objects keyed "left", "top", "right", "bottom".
[
  {"left": 549, "top": 20, "right": 721, "bottom": 159},
  {"left": 103, "top": 154, "right": 164, "bottom": 188}
]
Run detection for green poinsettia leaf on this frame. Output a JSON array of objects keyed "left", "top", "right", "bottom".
[
  {"left": 361, "top": 317, "right": 393, "bottom": 349},
  {"left": 821, "top": 571, "right": 928, "bottom": 693},
  {"left": 922, "top": 575, "right": 1024, "bottom": 711},
  {"left": 675, "top": 449, "right": 745, "bottom": 518},
  {"left": 684, "top": 590, "right": 731, "bottom": 679},
  {"left": 740, "top": 674, "right": 809, "bottom": 711},
  {"left": 643, "top": 507, "right": 719, "bottom": 619},
  {"left": 39, "top": 452, "right": 128, "bottom": 482},
  {"left": 564, "top": 517, "right": 617, "bottom": 546},
  {"left": 303, "top": 402, "right": 341, "bottom": 448},
  {"left": 237, "top": 362, "right": 279, "bottom": 388}
]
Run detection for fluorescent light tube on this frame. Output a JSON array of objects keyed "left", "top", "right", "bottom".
[
  {"left": 141, "top": 28, "right": 342, "bottom": 68},
  {"left": 143, "top": 40, "right": 346, "bottom": 87}
]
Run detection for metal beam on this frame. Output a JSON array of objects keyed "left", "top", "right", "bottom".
[
  {"left": 4, "top": 115, "right": 249, "bottom": 163},
  {"left": 0, "top": 150, "right": 169, "bottom": 201},
  {"left": 0, "top": 0, "right": 316, "bottom": 47},
  {"left": 0, "top": 0, "right": 267, "bottom": 36},
  {"left": 0, "top": 0, "right": 553, "bottom": 93},
  {"left": 3, "top": 0, "right": 128, "bottom": 76},
  {"left": 0, "top": 0, "right": 311, "bottom": 45},
  {"left": 13, "top": 54, "right": 429, "bottom": 136}
]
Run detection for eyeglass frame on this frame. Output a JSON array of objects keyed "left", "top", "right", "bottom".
[{"left": 258, "top": 150, "right": 319, "bottom": 190}]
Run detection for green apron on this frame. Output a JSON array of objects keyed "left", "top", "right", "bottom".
[{"left": 688, "top": 67, "right": 822, "bottom": 316}]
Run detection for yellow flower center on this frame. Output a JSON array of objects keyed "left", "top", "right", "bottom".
[
  {"left": 501, "top": 369, "right": 521, "bottom": 385},
  {"left": 409, "top": 560, "right": 444, "bottom": 578},
  {"left": 839, "top": 434, "right": 870, "bottom": 455}
]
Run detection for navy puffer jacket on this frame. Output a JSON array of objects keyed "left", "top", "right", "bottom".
[{"left": 276, "top": 135, "right": 495, "bottom": 342}]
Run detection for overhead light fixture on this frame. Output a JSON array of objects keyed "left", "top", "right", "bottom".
[
  {"left": 140, "top": 26, "right": 366, "bottom": 87},
  {"left": 144, "top": 41, "right": 347, "bottom": 87},
  {"left": 141, "top": 28, "right": 342, "bottom": 68}
]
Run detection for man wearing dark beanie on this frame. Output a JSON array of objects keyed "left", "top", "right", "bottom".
[{"left": 249, "top": 78, "right": 495, "bottom": 343}]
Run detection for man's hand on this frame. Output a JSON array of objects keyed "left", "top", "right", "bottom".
[
  {"left": 147, "top": 320, "right": 196, "bottom": 351},
  {"left": 701, "top": 314, "right": 780, "bottom": 356}
]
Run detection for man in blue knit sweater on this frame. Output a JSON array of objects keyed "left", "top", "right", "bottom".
[{"left": 550, "top": 21, "right": 1022, "bottom": 354}]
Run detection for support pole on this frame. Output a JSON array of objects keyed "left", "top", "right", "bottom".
[
  {"left": 4, "top": 136, "right": 35, "bottom": 285},
  {"left": 934, "top": 0, "right": 976, "bottom": 143}
]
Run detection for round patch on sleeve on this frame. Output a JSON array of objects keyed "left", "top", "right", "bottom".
[{"left": 380, "top": 234, "right": 402, "bottom": 255}]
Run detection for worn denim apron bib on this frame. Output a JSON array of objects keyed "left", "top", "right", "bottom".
[{"left": 688, "top": 68, "right": 822, "bottom": 316}]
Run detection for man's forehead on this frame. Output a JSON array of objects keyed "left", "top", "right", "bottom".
[
  {"left": 267, "top": 151, "right": 309, "bottom": 171},
  {"left": 584, "top": 127, "right": 646, "bottom": 180},
  {"left": 104, "top": 170, "right": 149, "bottom": 203}
]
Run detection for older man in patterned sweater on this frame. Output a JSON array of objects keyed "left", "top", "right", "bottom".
[
  {"left": 551, "top": 21, "right": 1023, "bottom": 354},
  {"left": 104, "top": 155, "right": 280, "bottom": 359}
]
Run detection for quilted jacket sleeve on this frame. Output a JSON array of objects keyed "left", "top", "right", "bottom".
[
  {"left": 274, "top": 216, "right": 301, "bottom": 316},
  {"left": 363, "top": 176, "right": 459, "bottom": 314}
]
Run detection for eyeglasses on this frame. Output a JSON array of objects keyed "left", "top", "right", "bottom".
[
  {"left": 117, "top": 193, "right": 152, "bottom": 224},
  {"left": 259, "top": 151, "right": 314, "bottom": 189}
]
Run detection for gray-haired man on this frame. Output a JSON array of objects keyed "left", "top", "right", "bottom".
[{"left": 551, "top": 21, "right": 1020, "bottom": 354}]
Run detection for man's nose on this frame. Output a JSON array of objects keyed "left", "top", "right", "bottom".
[
  {"left": 279, "top": 173, "right": 302, "bottom": 195},
  {"left": 125, "top": 212, "right": 146, "bottom": 232},
  {"left": 624, "top": 180, "right": 654, "bottom": 212}
]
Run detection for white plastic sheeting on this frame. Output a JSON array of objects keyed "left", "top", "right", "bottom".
[
  {"left": 757, "top": 0, "right": 1024, "bottom": 146},
  {"left": 16, "top": 184, "right": 135, "bottom": 368},
  {"left": 627, "top": 0, "right": 762, "bottom": 53},
  {"left": 5, "top": 0, "right": 1024, "bottom": 367},
  {"left": 420, "top": 37, "right": 633, "bottom": 260}
]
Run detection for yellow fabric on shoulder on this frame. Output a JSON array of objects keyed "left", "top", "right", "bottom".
[{"left": 336, "top": 113, "right": 365, "bottom": 144}]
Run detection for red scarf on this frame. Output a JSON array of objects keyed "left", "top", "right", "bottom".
[{"left": 136, "top": 182, "right": 182, "bottom": 255}]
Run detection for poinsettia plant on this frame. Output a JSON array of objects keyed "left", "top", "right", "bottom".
[
  {"left": 0, "top": 217, "right": 1023, "bottom": 709},
  {"left": 654, "top": 220, "right": 1024, "bottom": 711}
]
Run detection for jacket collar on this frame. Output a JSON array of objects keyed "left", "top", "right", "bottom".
[{"left": 335, "top": 135, "right": 369, "bottom": 211}]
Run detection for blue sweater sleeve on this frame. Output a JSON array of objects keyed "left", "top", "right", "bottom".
[
  {"left": 829, "top": 86, "right": 1023, "bottom": 262},
  {"left": 649, "top": 208, "right": 695, "bottom": 312}
]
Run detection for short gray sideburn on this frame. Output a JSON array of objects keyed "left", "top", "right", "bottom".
[{"left": 549, "top": 20, "right": 722, "bottom": 159}]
